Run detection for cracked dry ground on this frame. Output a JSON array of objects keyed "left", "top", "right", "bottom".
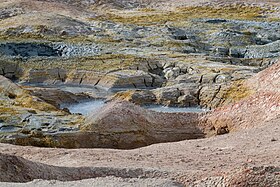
[{"left": 0, "top": 0, "right": 280, "bottom": 186}]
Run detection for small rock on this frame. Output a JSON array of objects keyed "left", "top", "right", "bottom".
[
  {"left": 20, "top": 128, "right": 31, "bottom": 134},
  {"left": 27, "top": 110, "right": 37, "bottom": 114},
  {"left": 62, "top": 108, "right": 71, "bottom": 114},
  {"left": 30, "top": 130, "right": 43, "bottom": 137},
  {"left": 271, "top": 138, "right": 277, "bottom": 142}
]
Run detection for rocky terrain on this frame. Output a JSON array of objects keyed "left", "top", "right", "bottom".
[{"left": 0, "top": 0, "right": 280, "bottom": 186}]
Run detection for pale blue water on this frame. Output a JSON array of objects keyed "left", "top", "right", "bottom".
[
  {"left": 63, "top": 100, "right": 207, "bottom": 116},
  {"left": 144, "top": 105, "right": 207, "bottom": 113},
  {"left": 62, "top": 100, "right": 105, "bottom": 115}
]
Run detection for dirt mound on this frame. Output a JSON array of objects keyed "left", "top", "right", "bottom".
[
  {"left": 0, "top": 153, "right": 62, "bottom": 182},
  {"left": 0, "top": 153, "right": 174, "bottom": 184},
  {"left": 84, "top": 100, "right": 204, "bottom": 148}
]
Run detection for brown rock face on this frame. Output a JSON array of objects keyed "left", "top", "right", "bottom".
[
  {"left": 202, "top": 60, "right": 280, "bottom": 135},
  {"left": 83, "top": 101, "right": 204, "bottom": 149}
]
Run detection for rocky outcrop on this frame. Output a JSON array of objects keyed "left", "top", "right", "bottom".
[
  {"left": 27, "top": 68, "right": 67, "bottom": 84},
  {"left": 5, "top": 101, "right": 204, "bottom": 149},
  {"left": 25, "top": 69, "right": 163, "bottom": 90},
  {"left": 0, "top": 76, "right": 83, "bottom": 138},
  {"left": 107, "top": 57, "right": 262, "bottom": 108},
  {"left": 109, "top": 83, "right": 199, "bottom": 107},
  {"left": 102, "top": 59, "right": 278, "bottom": 137},
  {"left": 0, "top": 75, "right": 58, "bottom": 111},
  {"left": 96, "top": 70, "right": 163, "bottom": 89},
  {"left": 202, "top": 60, "right": 280, "bottom": 135},
  {"left": 245, "top": 40, "right": 280, "bottom": 59},
  {"left": 226, "top": 41, "right": 280, "bottom": 59},
  {"left": 152, "top": 84, "right": 199, "bottom": 106}
]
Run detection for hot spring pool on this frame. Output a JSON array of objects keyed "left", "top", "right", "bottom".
[
  {"left": 63, "top": 100, "right": 207, "bottom": 116},
  {"left": 61, "top": 100, "right": 105, "bottom": 115}
]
